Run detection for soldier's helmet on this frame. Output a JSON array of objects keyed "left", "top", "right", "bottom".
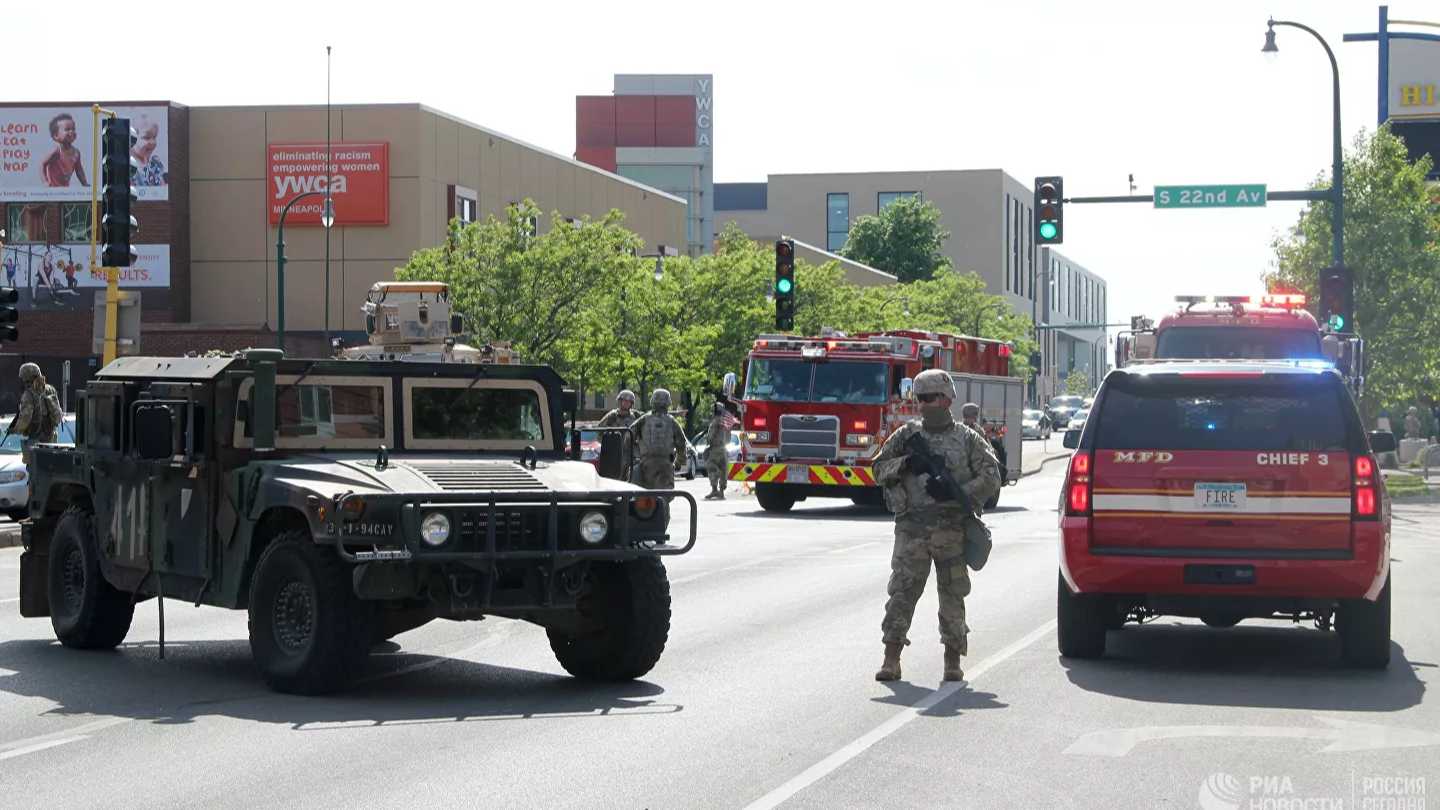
[
  {"left": 961, "top": 402, "right": 981, "bottom": 421},
  {"left": 617, "top": 389, "right": 636, "bottom": 407},
  {"left": 912, "top": 369, "right": 955, "bottom": 400},
  {"left": 713, "top": 402, "right": 725, "bottom": 416},
  {"left": 18, "top": 363, "right": 41, "bottom": 383},
  {"left": 651, "top": 388, "right": 672, "bottom": 410}
]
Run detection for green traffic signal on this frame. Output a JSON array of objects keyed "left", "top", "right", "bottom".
[
  {"left": 1327, "top": 313, "right": 1345, "bottom": 331},
  {"left": 1038, "top": 222, "right": 1058, "bottom": 240},
  {"left": 776, "top": 277, "right": 793, "bottom": 294}
]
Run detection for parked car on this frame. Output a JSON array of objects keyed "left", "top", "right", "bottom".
[
  {"left": 1067, "top": 407, "right": 1091, "bottom": 434},
  {"left": 0, "top": 414, "right": 77, "bottom": 521},
  {"left": 692, "top": 429, "right": 742, "bottom": 473},
  {"left": 1047, "top": 395, "right": 1085, "bottom": 428},
  {"left": 1022, "top": 409, "right": 1052, "bottom": 440}
]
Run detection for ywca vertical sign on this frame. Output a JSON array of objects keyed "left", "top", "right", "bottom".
[{"left": 267, "top": 142, "right": 389, "bottom": 226}]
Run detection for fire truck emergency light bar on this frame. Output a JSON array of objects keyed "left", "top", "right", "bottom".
[{"left": 1173, "top": 294, "right": 1307, "bottom": 310}]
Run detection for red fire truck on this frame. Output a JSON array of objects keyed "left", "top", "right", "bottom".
[
  {"left": 727, "top": 329, "right": 1024, "bottom": 513},
  {"left": 1115, "top": 294, "right": 1364, "bottom": 392}
]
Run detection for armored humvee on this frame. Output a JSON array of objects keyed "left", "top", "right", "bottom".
[
  {"left": 18, "top": 348, "right": 696, "bottom": 695},
  {"left": 336, "top": 281, "right": 521, "bottom": 365}
]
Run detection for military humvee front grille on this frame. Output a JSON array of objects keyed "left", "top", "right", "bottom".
[
  {"left": 456, "top": 510, "right": 540, "bottom": 550},
  {"left": 406, "top": 462, "right": 547, "bottom": 491}
]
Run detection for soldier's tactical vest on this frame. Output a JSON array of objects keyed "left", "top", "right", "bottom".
[{"left": 638, "top": 413, "right": 674, "bottom": 457}]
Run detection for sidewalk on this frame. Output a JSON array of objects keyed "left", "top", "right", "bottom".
[{"left": 1022, "top": 439, "right": 1071, "bottom": 477}]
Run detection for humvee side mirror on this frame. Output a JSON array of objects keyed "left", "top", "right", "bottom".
[
  {"left": 450, "top": 314, "right": 463, "bottom": 335},
  {"left": 1368, "top": 431, "right": 1396, "bottom": 454},
  {"left": 246, "top": 348, "right": 284, "bottom": 451},
  {"left": 899, "top": 377, "right": 914, "bottom": 401},
  {"left": 1062, "top": 429, "right": 1081, "bottom": 450},
  {"left": 570, "top": 429, "right": 582, "bottom": 461},
  {"left": 135, "top": 405, "right": 175, "bottom": 460},
  {"left": 561, "top": 388, "right": 578, "bottom": 415},
  {"left": 722, "top": 372, "right": 737, "bottom": 397}
]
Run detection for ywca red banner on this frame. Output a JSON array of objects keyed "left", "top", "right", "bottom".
[{"left": 267, "top": 142, "right": 388, "bottom": 226}]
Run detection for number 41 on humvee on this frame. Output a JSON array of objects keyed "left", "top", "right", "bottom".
[{"left": 18, "top": 344, "right": 696, "bottom": 695}]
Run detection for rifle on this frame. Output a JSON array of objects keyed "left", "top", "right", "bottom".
[{"left": 902, "top": 431, "right": 973, "bottom": 512}]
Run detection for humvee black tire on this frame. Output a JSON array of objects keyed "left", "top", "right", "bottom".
[
  {"left": 1338, "top": 573, "right": 1391, "bottom": 670},
  {"left": 755, "top": 484, "right": 796, "bottom": 513},
  {"left": 1057, "top": 571, "right": 1106, "bottom": 659},
  {"left": 248, "top": 532, "right": 374, "bottom": 695},
  {"left": 548, "top": 558, "right": 671, "bottom": 681},
  {"left": 49, "top": 506, "right": 135, "bottom": 650},
  {"left": 1201, "top": 613, "right": 1244, "bottom": 629}
]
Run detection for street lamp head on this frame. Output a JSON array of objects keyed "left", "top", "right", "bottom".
[
  {"left": 321, "top": 196, "right": 335, "bottom": 229},
  {"left": 653, "top": 256, "right": 664, "bottom": 282},
  {"left": 902, "top": 298, "right": 911, "bottom": 318},
  {"left": 1262, "top": 22, "right": 1279, "bottom": 60}
]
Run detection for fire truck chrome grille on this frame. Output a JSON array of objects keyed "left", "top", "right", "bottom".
[{"left": 779, "top": 414, "right": 840, "bottom": 460}]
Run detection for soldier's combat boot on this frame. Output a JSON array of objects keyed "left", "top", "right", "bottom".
[
  {"left": 875, "top": 642, "right": 904, "bottom": 681},
  {"left": 943, "top": 645, "right": 964, "bottom": 682}
]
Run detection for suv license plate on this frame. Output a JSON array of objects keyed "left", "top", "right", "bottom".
[
  {"left": 1195, "top": 482, "right": 1246, "bottom": 511},
  {"left": 786, "top": 465, "right": 810, "bottom": 484}
]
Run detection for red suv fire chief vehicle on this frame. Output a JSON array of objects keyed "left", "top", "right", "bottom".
[{"left": 1056, "top": 360, "right": 1397, "bottom": 668}]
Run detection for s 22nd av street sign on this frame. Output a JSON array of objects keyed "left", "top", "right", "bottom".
[{"left": 1154, "top": 184, "right": 1267, "bottom": 208}]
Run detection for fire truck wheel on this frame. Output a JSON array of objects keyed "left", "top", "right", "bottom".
[
  {"left": 755, "top": 484, "right": 796, "bottom": 513},
  {"left": 849, "top": 490, "right": 886, "bottom": 509}
]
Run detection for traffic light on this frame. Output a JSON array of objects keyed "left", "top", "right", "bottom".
[
  {"left": 1034, "top": 176, "right": 1063, "bottom": 245},
  {"left": 1318, "top": 265, "right": 1353, "bottom": 333},
  {"left": 0, "top": 287, "right": 17, "bottom": 342},
  {"left": 101, "top": 117, "right": 138, "bottom": 268},
  {"left": 775, "top": 238, "right": 796, "bottom": 331}
]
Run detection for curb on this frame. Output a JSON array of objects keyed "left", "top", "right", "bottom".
[
  {"left": 1022, "top": 452, "right": 1071, "bottom": 478},
  {"left": 0, "top": 527, "right": 21, "bottom": 550}
]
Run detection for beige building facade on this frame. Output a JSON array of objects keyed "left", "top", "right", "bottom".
[{"left": 192, "top": 103, "right": 687, "bottom": 335}]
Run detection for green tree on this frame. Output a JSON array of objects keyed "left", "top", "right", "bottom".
[
  {"left": 1265, "top": 127, "right": 1440, "bottom": 417},
  {"left": 840, "top": 196, "right": 953, "bottom": 282},
  {"left": 1063, "top": 369, "right": 1090, "bottom": 396}
]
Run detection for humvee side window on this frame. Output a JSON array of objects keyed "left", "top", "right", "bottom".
[
  {"left": 403, "top": 379, "right": 550, "bottom": 451},
  {"left": 87, "top": 394, "right": 119, "bottom": 451}
]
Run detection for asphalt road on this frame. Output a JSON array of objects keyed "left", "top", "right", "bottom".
[{"left": 1, "top": 456, "right": 1437, "bottom": 809}]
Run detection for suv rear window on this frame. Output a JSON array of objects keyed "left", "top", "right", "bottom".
[{"left": 1093, "top": 375, "right": 1350, "bottom": 451}]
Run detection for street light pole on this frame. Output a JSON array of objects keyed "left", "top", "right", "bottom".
[
  {"left": 877, "top": 296, "right": 910, "bottom": 323},
  {"left": 276, "top": 190, "right": 331, "bottom": 353},
  {"left": 1264, "top": 17, "right": 1344, "bottom": 270},
  {"left": 973, "top": 300, "right": 1007, "bottom": 337}
]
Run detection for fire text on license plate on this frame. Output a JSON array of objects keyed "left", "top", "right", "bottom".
[
  {"left": 786, "top": 465, "right": 810, "bottom": 484},
  {"left": 1194, "top": 482, "right": 1246, "bottom": 511}
]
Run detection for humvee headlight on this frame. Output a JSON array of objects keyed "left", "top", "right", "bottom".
[
  {"left": 578, "top": 511, "right": 609, "bottom": 544},
  {"left": 421, "top": 512, "right": 451, "bottom": 546}
]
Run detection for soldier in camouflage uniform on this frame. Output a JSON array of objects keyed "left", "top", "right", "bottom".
[
  {"left": 598, "top": 390, "right": 641, "bottom": 429},
  {"left": 12, "top": 363, "right": 62, "bottom": 467},
  {"left": 872, "top": 370, "right": 1000, "bottom": 682},
  {"left": 703, "top": 402, "right": 731, "bottom": 500},
  {"left": 630, "top": 388, "right": 687, "bottom": 490}
]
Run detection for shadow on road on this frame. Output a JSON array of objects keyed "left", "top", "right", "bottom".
[
  {"left": 1059, "top": 623, "right": 1426, "bottom": 711},
  {"left": 873, "top": 679, "right": 1009, "bottom": 716},
  {"left": 0, "top": 637, "right": 679, "bottom": 730},
  {"left": 730, "top": 505, "right": 893, "bottom": 522}
]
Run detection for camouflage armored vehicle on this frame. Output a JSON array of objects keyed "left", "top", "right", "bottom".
[{"left": 17, "top": 348, "right": 696, "bottom": 694}]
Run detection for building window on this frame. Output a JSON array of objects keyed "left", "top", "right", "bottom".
[
  {"left": 826, "top": 193, "right": 849, "bottom": 252},
  {"left": 593, "top": 390, "right": 606, "bottom": 408},
  {"left": 877, "top": 191, "right": 917, "bottom": 211},
  {"left": 61, "top": 203, "right": 92, "bottom": 242},
  {"left": 1003, "top": 194, "right": 1011, "bottom": 292},
  {"left": 457, "top": 196, "right": 477, "bottom": 225},
  {"left": 5, "top": 204, "right": 47, "bottom": 243}
]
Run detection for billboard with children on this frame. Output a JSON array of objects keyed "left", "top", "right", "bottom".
[
  {"left": 0, "top": 243, "right": 169, "bottom": 311},
  {"left": 0, "top": 105, "right": 170, "bottom": 202}
]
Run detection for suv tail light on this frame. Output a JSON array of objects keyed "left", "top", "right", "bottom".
[
  {"left": 1353, "top": 454, "right": 1378, "bottom": 519},
  {"left": 1065, "top": 451, "right": 1092, "bottom": 516}
]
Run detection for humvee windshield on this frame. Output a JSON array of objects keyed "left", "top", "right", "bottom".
[{"left": 240, "top": 374, "right": 551, "bottom": 451}]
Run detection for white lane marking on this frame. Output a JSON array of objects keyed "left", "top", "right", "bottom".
[
  {"left": 743, "top": 619, "right": 1058, "bottom": 810},
  {"left": 0, "top": 597, "right": 18, "bottom": 605},
  {"left": 0, "top": 716, "right": 132, "bottom": 761},
  {"left": 828, "top": 542, "right": 883, "bottom": 554}
]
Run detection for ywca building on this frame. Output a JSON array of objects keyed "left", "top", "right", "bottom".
[{"left": 0, "top": 100, "right": 687, "bottom": 412}]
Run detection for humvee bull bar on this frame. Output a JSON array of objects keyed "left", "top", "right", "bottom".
[{"left": 331, "top": 490, "right": 697, "bottom": 564}]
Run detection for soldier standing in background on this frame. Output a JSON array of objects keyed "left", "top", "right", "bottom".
[
  {"left": 703, "top": 402, "right": 731, "bottom": 500},
  {"left": 12, "top": 363, "right": 62, "bottom": 466},
  {"left": 598, "top": 389, "right": 641, "bottom": 429},
  {"left": 872, "top": 370, "right": 1000, "bottom": 683},
  {"left": 630, "top": 388, "right": 687, "bottom": 490}
]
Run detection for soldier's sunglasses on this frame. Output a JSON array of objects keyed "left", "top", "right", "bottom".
[{"left": 916, "top": 393, "right": 944, "bottom": 403}]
